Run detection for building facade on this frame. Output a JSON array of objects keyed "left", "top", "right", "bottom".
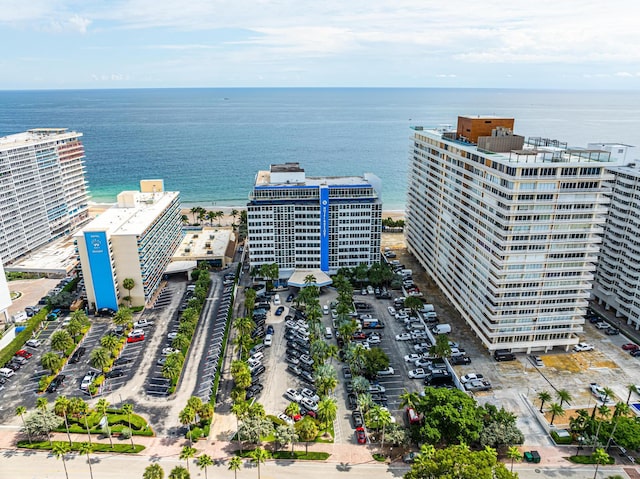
[
  {"left": 592, "top": 146, "right": 640, "bottom": 330},
  {"left": 247, "top": 163, "right": 382, "bottom": 276},
  {"left": 406, "top": 116, "right": 615, "bottom": 353},
  {"left": 0, "top": 128, "right": 89, "bottom": 264},
  {"left": 75, "top": 180, "right": 182, "bottom": 311},
  {"left": 0, "top": 260, "right": 11, "bottom": 324}
]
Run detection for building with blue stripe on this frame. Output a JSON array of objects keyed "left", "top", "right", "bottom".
[
  {"left": 247, "top": 163, "right": 382, "bottom": 279},
  {"left": 74, "top": 180, "right": 182, "bottom": 311}
]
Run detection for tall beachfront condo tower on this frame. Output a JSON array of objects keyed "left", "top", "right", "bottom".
[
  {"left": 75, "top": 180, "right": 182, "bottom": 311},
  {"left": 247, "top": 163, "right": 382, "bottom": 278},
  {"left": 0, "top": 128, "right": 89, "bottom": 264},
  {"left": 0, "top": 260, "right": 11, "bottom": 324},
  {"left": 591, "top": 144, "right": 640, "bottom": 331},
  {"left": 406, "top": 116, "right": 616, "bottom": 353}
]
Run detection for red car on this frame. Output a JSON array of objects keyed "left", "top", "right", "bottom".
[
  {"left": 355, "top": 427, "right": 367, "bottom": 444},
  {"left": 15, "top": 350, "right": 33, "bottom": 359},
  {"left": 622, "top": 343, "right": 639, "bottom": 351},
  {"left": 352, "top": 332, "right": 366, "bottom": 340},
  {"left": 291, "top": 414, "right": 302, "bottom": 422},
  {"left": 127, "top": 334, "right": 144, "bottom": 343}
]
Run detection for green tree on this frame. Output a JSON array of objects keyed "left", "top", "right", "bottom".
[
  {"left": 429, "top": 333, "right": 452, "bottom": 359},
  {"left": 15, "top": 405, "right": 31, "bottom": 444},
  {"left": 78, "top": 442, "right": 95, "bottom": 479},
  {"left": 36, "top": 397, "right": 48, "bottom": 413},
  {"left": 249, "top": 446, "right": 270, "bottom": 479},
  {"left": 41, "top": 351, "right": 63, "bottom": 374},
  {"left": 592, "top": 448, "right": 610, "bottom": 479},
  {"left": 537, "top": 390, "right": 552, "bottom": 413},
  {"left": 479, "top": 421, "right": 525, "bottom": 449},
  {"left": 23, "top": 408, "right": 62, "bottom": 445},
  {"left": 625, "top": 384, "right": 638, "bottom": 405},
  {"left": 405, "top": 443, "right": 517, "bottom": 479},
  {"left": 172, "top": 333, "right": 191, "bottom": 351},
  {"left": 122, "top": 278, "right": 135, "bottom": 306},
  {"left": 95, "top": 398, "right": 113, "bottom": 448},
  {"left": 557, "top": 389, "right": 573, "bottom": 407},
  {"left": 368, "top": 404, "right": 393, "bottom": 449},
  {"left": 285, "top": 402, "right": 300, "bottom": 418},
  {"left": 143, "top": 463, "right": 165, "bottom": 479},
  {"left": 52, "top": 442, "right": 71, "bottom": 479},
  {"left": 239, "top": 416, "right": 273, "bottom": 445},
  {"left": 199, "top": 402, "right": 214, "bottom": 423},
  {"left": 228, "top": 456, "right": 243, "bottom": 479},
  {"left": 91, "top": 346, "right": 112, "bottom": 371},
  {"left": 168, "top": 465, "right": 190, "bottom": 479},
  {"left": 51, "top": 330, "right": 74, "bottom": 354},
  {"left": 297, "top": 418, "right": 319, "bottom": 454},
  {"left": 399, "top": 390, "right": 420, "bottom": 410},
  {"left": 70, "top": 397, "right": 92, "bottom": 446},
  {"left": 549, "top": 403, "right": 565, "bottom": 426},
  {"left": 404, "top": 296, "right": 424, "bottom": 315},
  {"left": 100, "top": 334, "right": 120, "bottom": 353},
  {"left": 122, "top": 403, "right": 136, "bottom": 450},
  {"left": 196, "top": 453, "right": 214, "bottom": 479},
  {"left": 179, "top": 407, "right": 196, "bottom": 446},
  {"left": 180, "top": 445, "right": 197, "bottom": 473},
  {"left": 606, "top": 402, "right": 631, "bottom": 450},
  {"left": 231, "top": 401, "right": 250, "bottom": 452},
  {"left": 316, "top": 397, "right": 338, "bottom": 430},
  {"left": 361, "top": 347, "right": 390, "bottom": 378},
  {"left": 507, "top": 446, "right": 522, "bottom": 473},
  {"left": 274, "top": 424, "right": 298, "bottom": 452},
  {"left": 54, "top": 395, "right": 73, "bottom": 446},
  {"left": 113, "top": 307, "right": 133, "bottom": 327}
]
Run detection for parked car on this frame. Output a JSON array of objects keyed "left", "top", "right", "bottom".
[
  {"left": 395, "top": 333, "right": 411, "bottom": 341},
  {"left": 25, "top": 339, "right": 42, "bottom": 348},
  {"left": 460, "top": 373, "right": 484, "bottom": 384},
  {"left": 275, "top": 306, "right": 285, "bottom": 316},
  {"left": 347, "top": 393, "right": 358, "bottom": 410},
  {"left": 408, "top": 368, "right": 429, "bottom": 379},
  {"left": 377, "top": 367, "right": 395, "bottom": 376},
  {"left": 573, "top": 343, "right": 594, "bottom": 352},
  {"left": 46, "top": 374, "right": 66, "bottom": 393},
  {"left": 622, "top": 343, "right": 640, "bottom": 351},
  {"left": 114, "top": 356, "right": 133, "bottom": 366},
  {"left": 69, "top": 347, "right": 87, "bottom": 364},
  {"left": 162, "top": 347, "right": 180, "bottom": 356},
  {"left": 80, "top": 371, "right": 98, "bottom": 390},
  {"left": 450, "top": 355, "right": 472, "bottom": 365},
  {"left": 300, "top": 387, "right": 320, "bottom": 403},
  {"left": 278, "top": 413, "right": 294, "bottom": 425},
  {"left": 285, "top": 388, "right": 301, "bottom": 402},
  {"left": 529, "top": 355, "right": 544, "bottom": 367},
  {"left": 355, "top": 427, "right": 367, "bottom": 444},
  {"left": 605, "top": 327, "right": 620, "bottom": 336},
  {"left": 404, "top": 353, "right": 422, "bottom": 363},
  {"left": 105, "top": 369, "right": 125, "bottom": 379},
  {"left": 352, "top": 410, "right": 364, "bottom": 428},
  {"left": 300, "top": 397, "right": 318, "bottom": 412},
  {"left": 15, "top": 350, "right": 33, "bottom": 359},
  {"left": 343, "top": 367, "right": 352, "bottom": 379},
  {"left": 595, "top": 322, "right": 610, "bottom": 330}
]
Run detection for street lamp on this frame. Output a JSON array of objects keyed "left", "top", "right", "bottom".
[{"left": 576, "top": 436, "right": 584, "bottom": 456}]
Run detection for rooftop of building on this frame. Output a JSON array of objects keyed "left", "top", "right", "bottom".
[
  {"left": 0, "top": 128, "right": 82, "bottom": 148},
  {"left": 255, "top": 171, "right": 375, "bottom": 187},
  {"left": 411, "top": 121, "right": 619, "bottom": 165},
  {"left": 5, "top": 235, "right": 78, "bottom": 276},
  {"left": 74, "top": 190, "right": 179, "bottom": 238},
  {"left": 172, "top": 228, "right": 236, "bottom": 261}
]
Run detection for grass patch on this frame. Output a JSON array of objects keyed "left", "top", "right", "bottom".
[
  {"left": 372, "top": 453, "right": 386, "bottom": 462},
  {"left": 237, "top": 450, "right": 329, "bottom": 460},
  {"left": 17, "top": 440, "right": 145, "bottom": 454},
  {"left": 569, "top": 455, "right": 615, "bottom": 465}
]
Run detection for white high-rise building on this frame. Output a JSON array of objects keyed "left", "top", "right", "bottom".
[
  {"left": 75, "top": 180, "right": 182, "bottom": 311},
  {"left": 592, "top": 147, "right": 640, "bottom": 331},
  {"left": 406, "top": 116, "right": 615, "bottom": 353},
  {"left": 0, "top": 128, "right": 89, "bottom": 264},
  {"left": 0, "top": 260, "right": 11, "bottom": 324},
  {"left": 248, "top": 163, "right": 382, "bottom": 277}
]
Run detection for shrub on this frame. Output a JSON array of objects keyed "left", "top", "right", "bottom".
[
  {"left": 120, "top": 427, "right": 132, "bottom": 439},
  {"left": 186, "top": 427, "right": 203, "bottom": 441},
  {"left": 202, "top": 422, "right": 211, "bottom": 438},
  {"left": 38, "top": 375, "right": 54, "bottom": 392},
  {"left": 17, "top": 440, "right": 145, "bottom": 454},
  {"left": 569, "top": 455, "right": 615, "bottom": 465},
  {"left": 551, "top": 430, "right": 573, "bottom": 445}
]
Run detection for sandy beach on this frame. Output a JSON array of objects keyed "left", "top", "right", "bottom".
[{"left": 88, "top": 202, "right": 405, "bottom": 226}]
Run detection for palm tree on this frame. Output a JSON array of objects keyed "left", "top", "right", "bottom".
[
  {"left": 284, "top": 402, "right": 300, "bottom": 418},
  {"left": 196, "top": 453, "right": 214, "bottom": 479},
  {"left": 507, "top": 446, "right": 522, "bottom": 473},
  {"left": 168, "top": 465, "right": 190, "bottom": 479},
  {"left": 143, "top": 463, "right": 165, "bottom": 479},
  {"left": 316, "top": 397, "right": 338, "bottom": 430},
  {"left": 113, "top": 307, "right": 133, "bottom": 327},
  {"left": 249, "top": 447, "right": 270, "bottom": 479},
  {"left": 537, "top": 390, "right": 552, "bottom": 413},
  {"left": 70, "top": 397, "right": 92, "bottom": 446},
  {"left": 591, "top": 448, "right": 610, "bottom": 479},
  {"left": 95, "top": 398, "right": 113, "bottom": 448},
  {"left": 205, "top": 210, "right": 216, "bottom": 226},
  {"left": 231, "top": 209, "right": 239, "bottom": 226},
  {"left": 297, "top": 419, "right": 319, "bottom": 454},
  {"left": 190, "top": 207, "right": 199, "bottom": 224},
  {"left": 180, "top": 445, "right": 197, "bottom": 473},
  {"left": 54, "top": 395, "right": 73, "bottom": 446},
  {"left": 15, "top": 406, "right": 31, "bottom": 444},
  {"left": 172, "top": 333, "right": 190, "bottom": 351},
  {"left": 52, "top": 442, "right": 71, "bottom": 479},
  {"left": 91, "top": 346, "right": 112, "bottom": 371},
  {"left": 593, "top": 405, "right": 611, "bottom": 447},
  {"left": 122, "top": 403, "right": 136, "bottom": 450},
  {"left": 231, "top": 401, "right": 250, "bottom": 452},
  {"left": 228, "top": 456, "right": 243, "bottom": 479},
  {"left": 626, "top": 384, "right": 638, "bottom": 405},
  {"left": 549, "top": 403, "right": 565, "bottom": 426},
  {"left": 77, "top": 442, "right": 95, "bottom": 479},
  {"left": 606, "top": 402, "right": 630, "bottom": 450},
  {"left": 36, "top": 397, "right": 48, "bottom": 412},
  {"left": 601, "top": 387, "right": 615, "bottom": 404},
  {"left": 179, "top": 407, "right": 196, "bottom": 446},
  {"left": 41, "top": 351, "right": 62, "bottom": 374},
  {"left": 122, "top": 278, "right": 135, "bottom": 307},
  {"left": 429, "top": 333, "right": 452, "bottom": 359},
  {"left": 369, "top": 404, "right": 393, "bottom": 449},
  {"left": 181, "top": 214, "right": 189, "bottom": 225},
  {"left": 51, "top": 330, "right": 73, "bottom": 354},
  {"left": 399, "top": 390, "right": 420, "bottom": 411},
  {"left": 557, "top": 389, "right": 573, "bottom": 407},
  {"left": 100, "top": 334, "right": 120, "bottom": 352}
]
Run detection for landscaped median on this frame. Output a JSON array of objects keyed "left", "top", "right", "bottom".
[
  {"left": 17, "top": 440, "right": 145, "bottom": 454},
  {"left": 237, "top": 449, "right": 330, "bottom": 461}
]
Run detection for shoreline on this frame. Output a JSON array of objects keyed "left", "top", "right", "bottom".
[{"left": 88, "top": 201, "right": 406, "bottom": 223}]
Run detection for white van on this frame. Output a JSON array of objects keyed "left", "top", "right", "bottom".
[
  {"left": 323, "top": 305, "right": 329, "bottom": 315},
  {"left": 0, "top": 368, "right": 15, "bottom": 378},
  {"left": 432, "top": 324, "right": 452, "bottom": 335},
  {"left": 273, "top": 294, "right": 281, "bottom": 306},
  {"left": 325, "top": 327, "right": 333, "bottom": 339}
]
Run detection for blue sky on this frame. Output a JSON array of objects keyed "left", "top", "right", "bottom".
[{"left": 2, "top": 0, "right": 640, "bottom": 90}]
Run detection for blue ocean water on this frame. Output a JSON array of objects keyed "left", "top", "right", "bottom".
[{"left": 1, "top": 88, "right": 639, "bottom": 210}]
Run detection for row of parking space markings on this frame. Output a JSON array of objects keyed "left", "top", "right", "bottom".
[
  {"left": 152, "top": 287, "right": 174, "bottom": 309},
  {"left": 195, "top": 279, "right": 235, "bottom": 401}
]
